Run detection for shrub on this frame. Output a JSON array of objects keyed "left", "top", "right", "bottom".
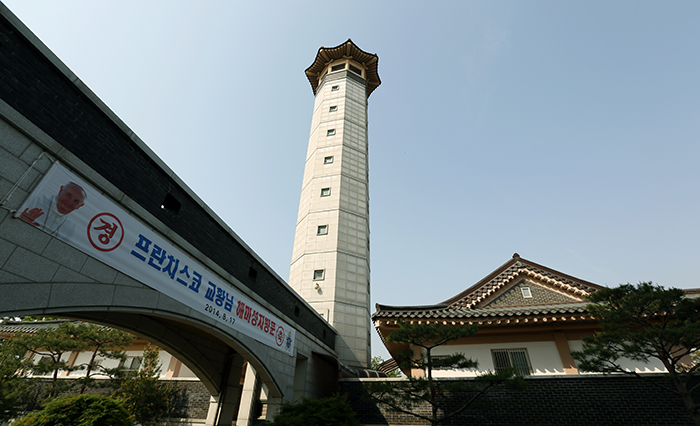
[
  {"left": 12, "top": 394, "right": 133, "bottom": 426},
  {"left": 270, "top": 394, "right": 359, "bottom": 426}
]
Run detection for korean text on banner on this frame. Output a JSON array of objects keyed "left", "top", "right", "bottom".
[{"left": 16, "top": 162, "right": 296, "bottom": 355}]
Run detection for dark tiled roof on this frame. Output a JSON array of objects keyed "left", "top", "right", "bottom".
[
  {"left": 377, "top": 357, "right": 399, "bottom": 375},
  {"left": 374, "top": 303, "right": 589, "bottom": 323},
  {"left": 0, "top": 320, "right": 68, "bottom": 335},
  {"left": 443, "top": 256, "right": 602, "bottom": 310},
  {"left": 0, "top": 320, "right": 112, "bottom": 338},
  {"left": 373, "top": 254, "right": 603, "bottom": 323}
]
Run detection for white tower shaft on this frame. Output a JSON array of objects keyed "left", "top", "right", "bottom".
[{"left": 290, "top": 41, "right": 380, "bottom": 369}]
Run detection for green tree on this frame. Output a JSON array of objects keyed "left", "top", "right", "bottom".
[
  {"left": 364, "top": 321, "right": 525, "bottom": 426},
  {"left": 270, "top": 394, "right": 360, "bottom": 426},
  {"left": 571, "top": 282, "right": 700, "bottom": 426},
  {"left": 0, "top": 337, "right": 32, "bottom": 422},
  {"left": 12, "top": 321, "right": 134, "bottom": 397},
  {"left": 114, "top": 343, "right": 176, "bottom": 426},
  {"left": 12, "top": 394, "right": 133, "bottom": 426},
  {"left": 71, "top": 324, "right": 133, "bottom": 394},
  {"left": 12, "top": 322, "right": 89, "bottom": 398}
]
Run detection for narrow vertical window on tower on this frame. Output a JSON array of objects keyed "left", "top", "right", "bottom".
[{"left": 348, "top": 63, "right": 363, "bottom": 76}]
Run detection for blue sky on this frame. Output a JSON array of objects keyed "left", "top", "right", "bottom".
[{"left": 4, "top": 1, "right": 699, "bottom": 360}]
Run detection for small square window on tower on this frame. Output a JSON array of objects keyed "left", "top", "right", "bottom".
[
  {"left": 326, "top": 129, "right": 336, "bottom": 136},
  {"left": 521, "top": 287, "right": 533, "bottom": 298},
  {"left": 329, "top": 105, "right": 338, "bottom": 112},
  {"left": 331, "top": 85, "right": 339, "bottom": 91},
  {"left": 320, "top": 187, "right": 331, "bottom": 197},
  {"left": 313, "top": 269, "right": 325, "bottom": 280},
  {"left": 317, "top": 225, "right": 328, "bottom": 235},
  {"left": 324, "top": 156, "right": 334, "bottom": 164}
]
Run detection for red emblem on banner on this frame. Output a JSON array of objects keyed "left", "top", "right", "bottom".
[
  {"left": 276, "top": 326, "right": 285, "bottom": 346},
  {"left": 87, "top": 213, "right": 124, "bottom": 252}
]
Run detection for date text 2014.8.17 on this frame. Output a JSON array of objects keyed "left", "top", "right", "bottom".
[{"left": 205, "top": 304, "right": 235, "bottom": 325}]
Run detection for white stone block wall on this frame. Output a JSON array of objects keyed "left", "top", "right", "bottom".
[{"left": 290, "top": 69, "right": 372, "bottom": 369}]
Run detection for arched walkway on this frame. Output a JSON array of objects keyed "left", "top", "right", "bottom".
[{"left": 0, "top": 278, "right": 294, "bottom": 425}]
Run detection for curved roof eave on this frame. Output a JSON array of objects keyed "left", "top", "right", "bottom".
[{"left": 304, "top": 38, "right": 381, "bottom": 98}]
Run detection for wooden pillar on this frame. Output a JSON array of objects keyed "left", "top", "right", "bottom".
[
  {"left": 553, "top": 331, "right": 578, "bottom": 374},
  {"left": 409, "top": 345, "right": 424, "bottom": 378}
]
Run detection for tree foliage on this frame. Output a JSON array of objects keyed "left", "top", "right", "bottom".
[
  {"left": 365, "top": 321, "right": 525, "bottom": 426},
  {"left": 1, "top": 320, "right": 181, "bottom": 424},
  {"left": 11, "top": 321, "right": 133, "bottom": 397},
  {"left": 12, "top": 394, "right": 133, "bottom": 426},
  {"left": 11, "top": 322, "right": 88, "bottom": 398},
  {"left": 72, "top": 325, "right": 132, "bottom": 393},
  {"left": 0, "top": 337, "right": 32, "bottom": 421},
  {"left": 570, "top": 282, "right": 700, "bottom": 425},
  {"left": 270, "top": 394, "right": 360, "bottom": 426},
  {"left": 113, "top": 343, "right": 176, "bottom": 426}
]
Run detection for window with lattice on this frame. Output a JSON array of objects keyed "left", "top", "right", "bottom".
[{"left": 491, "top": 348, "right": 532, "bottom": 376}]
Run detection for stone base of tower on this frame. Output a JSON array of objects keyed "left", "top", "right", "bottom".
[
  {"left": 331, "top": 304, "right": 372, "bottom": 370},
  {"left": 289, "top": 248, "right": 371, "bottom": 369}
]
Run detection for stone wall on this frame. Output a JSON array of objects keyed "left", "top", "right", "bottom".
[
  {"left": 19, "top": 378, "right": 211, "bottom": 422},
  {"left": 340, "top": 375, "right": 699, "bottom": 426}
]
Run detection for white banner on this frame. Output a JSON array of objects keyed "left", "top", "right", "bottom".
[{"left": 16, "top": 162, "right": 296, "bottom": 356}]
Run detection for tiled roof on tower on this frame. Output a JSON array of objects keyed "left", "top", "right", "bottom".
[{"left": 305, "top": 39, "right": 381, "bottom": 98}]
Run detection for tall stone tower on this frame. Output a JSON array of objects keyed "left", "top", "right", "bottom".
[{"left": 289, "top": 40, "right": 380, "bottom": 369}]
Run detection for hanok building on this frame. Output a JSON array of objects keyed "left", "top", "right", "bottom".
[
  {"left": 373, "top": 254, "right": 668, "bottom": 378},
  {"left": 0, "top": 320, "right": 199, "bottom": 380}
]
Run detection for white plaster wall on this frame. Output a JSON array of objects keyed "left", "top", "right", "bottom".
[
  {"left": 177, "top": 362, "right": 196, "bottom": 378},
  {"left": 64, "top": 349, "right": 172, "bottom": 378},
  {"left": 568, "top": 340, "right": 666, "bottom": 373},
  {"left": 430, "top": 341, "right": 566, "bottom": 377},
  {"left": 24, "top": 350, "right": 176, "bottom": 379}
]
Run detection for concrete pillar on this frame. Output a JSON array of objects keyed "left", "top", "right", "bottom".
[
  {"left": 265, "top": 397, "right": 283, "bottom": 421},
  {"left": 292, "top": 355, "right": 308, "bottom": 400},
  {"left": 205, "top": 351, "right": 246, "bottom": 426},
  {"left": 236, "top": 363, "right": 262, "bottom": 426},
  {"left": 205, "top": 396, "right": 220, "bottom": 426}
]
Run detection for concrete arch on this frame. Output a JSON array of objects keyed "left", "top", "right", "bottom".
[{"left": 0, "top": 278, "right": 291, "bottom": 400}]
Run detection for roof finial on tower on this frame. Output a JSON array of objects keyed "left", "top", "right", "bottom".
[{"left": 513, "top": 253, "right": 520, "bottom": 259}]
